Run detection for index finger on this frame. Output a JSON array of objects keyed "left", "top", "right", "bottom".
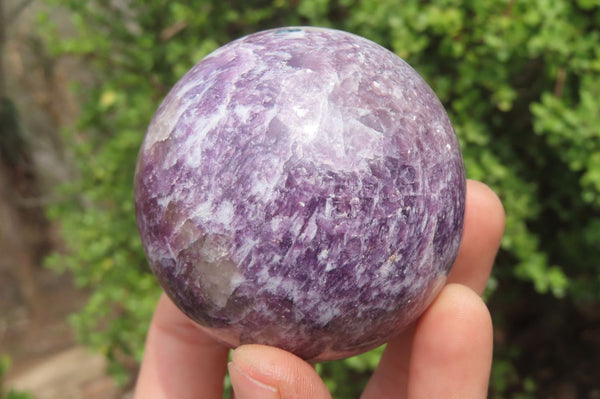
[
  {"left": 360, "top": 179, "right": 504, "bottom": 398},
  {"left": 134, "top": 293, "right": 230, "bottom": 399},
  {"left": 447, "top": 179, "right": 505, "bottom": 294}
]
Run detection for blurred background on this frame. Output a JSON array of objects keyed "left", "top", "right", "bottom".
[{"left": 1, "top": 0, "right": 599, "bottom": 398}]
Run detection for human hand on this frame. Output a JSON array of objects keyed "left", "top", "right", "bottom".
[{"left": 134, "top": 179, "right": 505, "bottom": 399}]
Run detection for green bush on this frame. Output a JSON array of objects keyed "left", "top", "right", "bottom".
[
  {"left": 40, "top": 0, "right": 600, "bottom": 396},
  {"left": 0, "top": 356, "right": 32, "bottom": 399}
]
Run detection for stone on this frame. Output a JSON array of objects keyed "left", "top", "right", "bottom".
[{"left": 134, "top": 27, "right": 466, "bottom": 361}]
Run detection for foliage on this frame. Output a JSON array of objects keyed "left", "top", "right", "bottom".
[
  {"left": 0, "top": 356, "right": 32, "bottom": 399},
  {"left": 39, "top": 0, "right": 600, "bottom": 396}
]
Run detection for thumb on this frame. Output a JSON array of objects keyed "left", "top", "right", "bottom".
[{"left": 229, "top": 344, "right": 331, "bottom": 399}]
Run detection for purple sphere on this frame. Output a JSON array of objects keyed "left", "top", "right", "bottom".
[{"left": 134, "top": 27, "right": 465, "bottom": 361}]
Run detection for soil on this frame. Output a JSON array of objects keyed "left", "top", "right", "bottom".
[
  {"left": 0, "top": 263, "right": 127, "bottom": 399},
  {"left": 0, "top": 2, "right": 127, "bottom": 397}
]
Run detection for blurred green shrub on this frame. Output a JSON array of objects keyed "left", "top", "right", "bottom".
[
  {"left": 0, "top": 356, "right": 32, "bottom": 399},
  {"left": 39, "top": 0, "right": 600, "bottom": 396}
]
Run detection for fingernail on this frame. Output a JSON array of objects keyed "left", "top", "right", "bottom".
[{"left": 228, "top": 362, "right": 280, "bottom": 399}]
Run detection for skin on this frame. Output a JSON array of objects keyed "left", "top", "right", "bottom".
[{"left": 134, "top": 179, "right": 505, "bottom": 399}]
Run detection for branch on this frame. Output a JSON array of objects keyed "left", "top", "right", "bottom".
[
  {"left": 553, "top": 67, "right": 566, "bottom": 98},
  {"left": 0, "top": 0, "right": 6, "bottom": 107},
  {"left": 7, "top": 0, "right": 34, "bottom": 22}
]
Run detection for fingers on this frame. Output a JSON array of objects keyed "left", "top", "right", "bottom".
[
  {"left": 134, "top": 293, "right": 230, "bottom": 399},
  {"left": 407, "top": 284, "right": 493, "bottom": 399},
  {"left": 448, "top": 179, "right": 505, "bottom": 294},
  {"left": 135, "top": 180, "right": 504, "bottom": 399},
  {"left": 229, "top": 344, "right": 331, "bottom": 399},
  {"left": 359, "top": 327, "right": 414, "bottom": 399},
  {"left": 361, "top": 180, "right": 503, "bottom": 398},
  {"left": 134, "top": 297, "right": 331, "bottom": 399}
]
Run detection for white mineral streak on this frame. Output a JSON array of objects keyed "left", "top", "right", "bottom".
[
  {"left": 234, "top": 104, "right": 253, "bottom": 123},
  {"left": 315, "top": 303, "right": 338, "bottom": 326},
  {"left": 214, "top": 200, "right": 234, "bottom": 226},
  {"left": 248, "top": 169, "right": 278, "bottom": 200},
  {"left": 191, "top": 201, "right": 214, "bottom": 224},
  {"left": 142, "top": 78, "right": 200, "bottom": 150},
  {"left": 181, "top": 103, "right": 228, "bottom": 170}
]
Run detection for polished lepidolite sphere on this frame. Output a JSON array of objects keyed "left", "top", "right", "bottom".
[{"left": 134, "top": 27, "right": 465, "bottom": 361}]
